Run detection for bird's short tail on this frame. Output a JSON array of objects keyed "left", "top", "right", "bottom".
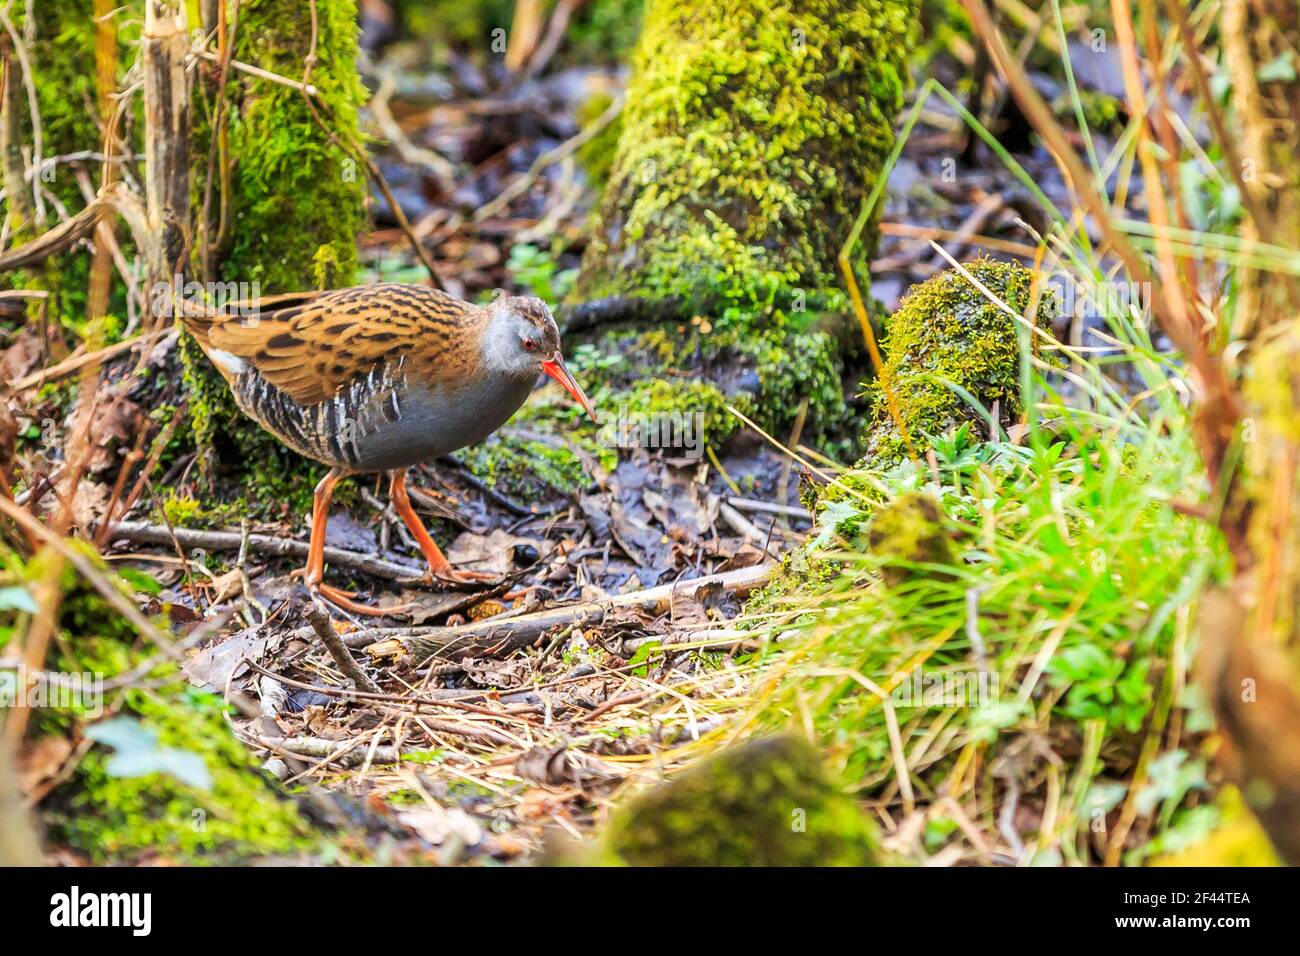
[
  {"left": 173, "top": 297, "right": 220, "bottom": 351},
  {"left": 173, "top": 288, "right": 328, "bottom": 352}
]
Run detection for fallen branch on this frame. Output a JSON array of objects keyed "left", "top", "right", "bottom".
[
  {"left": 726, "top": 496, "right": 811, "bottom": 522},
  {"left": 254, "top": 735, "right": 401, "bottom": 767},
  {"left": 365, "top": 563, "right": 773, "bottom": 664},
  {"left": 718, "top": 501, "right": 777, "bottom": 552},
  {"left": 104, "top": 520, "right": 426, "bottom": 583}
]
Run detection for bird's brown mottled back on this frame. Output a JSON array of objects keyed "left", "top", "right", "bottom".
[{"left": 190, "top": 283, "right": 489, "bottom": 406}]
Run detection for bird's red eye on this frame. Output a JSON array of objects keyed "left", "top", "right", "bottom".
[{"left": 522, "top": 338, "right": 538, "bottom": 352}]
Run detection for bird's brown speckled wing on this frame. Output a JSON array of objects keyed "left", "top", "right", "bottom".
[{"left": 200, "top": 284, "right": 485, "bottom": 405}]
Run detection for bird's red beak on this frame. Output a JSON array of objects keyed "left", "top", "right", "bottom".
[{"left": 541, "top": 353, "right": 598, "bottom": 423}]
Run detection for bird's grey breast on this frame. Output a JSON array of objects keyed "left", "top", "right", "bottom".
[{"left": 346, "top": 370, "right": 536, "bottom": 471}]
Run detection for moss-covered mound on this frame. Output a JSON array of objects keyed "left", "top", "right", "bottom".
[
  {"left": 594, "top": 735, "right": 880, "bottom": 866},
  {"left": 866, "top": 491, "right": 958, "bottom": 587},
  {"left": 866, "top": 258, "right": 1053, "bottom": 463},
  {"left": 7, "top": 547, "right": 315, "bottom": 863}
]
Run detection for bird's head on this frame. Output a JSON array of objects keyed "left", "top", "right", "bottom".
[{"left": 484, "top": 295, "right": 597, "bottom": 422}]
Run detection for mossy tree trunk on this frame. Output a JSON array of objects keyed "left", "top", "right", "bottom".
[
  {"left": 213, "top": 0, "right": 368, "bottom": 291},
  {"left": 567, "top": 0, "right": 917, "bottom": 441},
  {"left": 577, "top": 0, "right": 915, "bottom": 316},
  {"left": 182, "top": 0, "right": 369, "bottom": 493},
  {"left": 0, "top": 3, "right": 321, "bottom": 862}
]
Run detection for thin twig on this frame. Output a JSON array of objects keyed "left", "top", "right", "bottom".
[
  {"left": 302, "top": 601, "right": 381, "bottom": 695},
  {"left": 103, "top": 520, "right": 427, "bottom": 583}
]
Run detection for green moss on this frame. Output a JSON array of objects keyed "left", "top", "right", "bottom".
[
  {"left": 154, "top": 489, "right": 264, "bottom": 532},
  {"left": 614, "top": 321, "right": 851, "bottom": 447},
  {"left": 160, "top": 492, "right": 206, "bottom": 528},
  {"left": 460, "top": 431, "right": 598, "bottom": 500},
  {"left": 867, "top": 258, "right": 1053, "bottom": 462},
  {"left": 741, "top": 326, "right": 853, "bottom": 445},
  {"left": 220, "top": 0, "right": 367, "bottom": 293},
  {"left": 592, "top": 735, "right": 880, "bottom": 866},
  {"left": 575, "top": 91, "right": 623, "bottom": 197},
  {"left": 618, "top": 377, "right": 740, "bottom": 449},
  {"left": 750, "top": 259, "right": 1049, "bottom": 604},
  {"left": 10, "top": 547, "right": 314, "bottom": 863},
  {"left": 576, "top": 0, "right": 917, "bottom": 315}
]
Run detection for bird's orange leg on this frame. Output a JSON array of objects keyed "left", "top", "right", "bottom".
[
  {"left": 297, "top": 468, "right": 342, "bottom": 587},
  {"left": 295, "top": 468, "right": 400, "bottom": 617},
  {"left": 389, "top": 469, "right": 495, "bottom": 585}
]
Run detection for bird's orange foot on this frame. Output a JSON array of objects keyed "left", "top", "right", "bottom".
[
  {"left": 295, "top": 567, "right": 411, "bottom": 618},
  {"left": 424, "top": 567, "right": 498, "bottom": 588}
]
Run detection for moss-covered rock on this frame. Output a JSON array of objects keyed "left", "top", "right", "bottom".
[
  {"left": 593, "top": 735, "right": 880, "bottom": 866},
  {"left": 866, "top": 258, "right": 1052, "bottom": 462}
]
